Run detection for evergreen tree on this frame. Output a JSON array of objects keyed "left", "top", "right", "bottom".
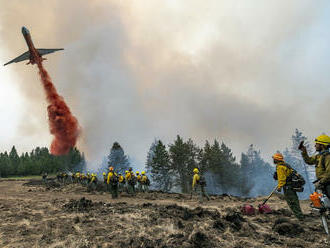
[
  {"left": 106, "top": 142, "right": 130, "bottom": 174},
  {"left": 9, "top": 146, "right": 20, "bottom": 175},
  {"left": 0, "top": 152, "right": 11, "bottom": 177},
  {"left": 199, "top": 140, "right": 240, "bottom": 195},
  {"left": 240, "top": 144, "right": 275, "bottom": 197},
  {"left": 169, "top": 136, "right": 200, "bottom": 193},
  {"left": 145, "top": 139, "right": 159, "bottom": 176},
  {"left": 149, "top": 140, "right": 173, "bottom": 192},
  {"left": 0, "top": 146, "right": 85, "bottom": 177}
]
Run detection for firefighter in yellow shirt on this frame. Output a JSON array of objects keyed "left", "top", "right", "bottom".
[
  {"left": 300, "top": 134, "right": 330, "bottom": 197},
  {"left": 103, "top": 172, "right": 107, "bottom": 183},
  {"left": 118, "top": 173, "right": 125, "bottom": 193},
  {"left": 273, "top": 153, "right": 304, "bottom": 220},
  {"left": 107, "top": 167, "right": 119, "bottom": 198},
  {"left": 136, "top": 172, "right": 142, "bottom": 192},
  {"left": 141, "top": 171, "right": 150, "bottom": 192},
  {"left": 126, "top": 168, "right": 136, "bottom": 194},
  {"left": 86, "top": 172, "right": 91, "bottom": 184},
  {"left": 75, "top": 172, "right": 80, "bottom": 183},
  {"left": 192, "top": 168, "right": 210, "bottom": 202},
  {"left": 89, "top": 173, "right": 98, "bottom": 191}
]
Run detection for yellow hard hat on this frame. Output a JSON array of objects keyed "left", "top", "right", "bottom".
[
  {"left": 315, "top": 134, "right": 330, "bottom": 146},
  {"left": 103, "top": 172, "right": 106, "bottom": 175},
  {"left": 193, "top": 168, "right": 199, "bottom": 174},
  {"left": 141, "top": 171, "right": 145, "bottom": 175},
  {"left": 136, "top": 171, "right": 139, "bottom": 174},
  {"left": 125, "top": 170, "right": 129, "bottom": 173},
  {"left": 272, "top": 153, "right": 284, "bottom": 162}
]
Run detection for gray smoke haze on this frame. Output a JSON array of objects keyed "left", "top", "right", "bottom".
[{"left": 1, "top": 1, "right": 330, "bottom": 170}]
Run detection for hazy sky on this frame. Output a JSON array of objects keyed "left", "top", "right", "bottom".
[{"left": 1, "top": 1, "right": 329, "bottom": 170}]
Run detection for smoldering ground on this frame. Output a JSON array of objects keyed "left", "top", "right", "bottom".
[
  {"left": 0, "top": 179, "right": 329, "bottom": 248},
  {"left": 1, "top": 1, "right": 330, "bottom": 168}
]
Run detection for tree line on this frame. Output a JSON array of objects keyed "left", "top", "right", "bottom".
[
  {"left": 0, "top": 129, "right": 314, "bottom": 198},
  {"left": 145, "top": 135, "right": 275, "bottom": 196},
  {"left": 145, "top": 129, "right": 314, "bottom": 197},
  {"left": 0, "top": 146, "right": 86, "bottom": 177}
]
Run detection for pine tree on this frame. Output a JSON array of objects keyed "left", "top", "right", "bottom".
[
  {"left": 169, "top": 136, "right": 200, "bottom": 193},
  {"left": 239, "top": 153, "right": 253, "bottom": 195},
  {"left": 107, "top": 142, "right": 130, "bottom": 174},
  {"left": 146, "top": 139, "right": 159, "bottom": 176},
  {"left": 9, "top": 146, "right": 20, "bottom": 175},
  {"left": 240, "top": 144, "right": 275, "bottom": 197},
  {"left": 149, "top": 140, "right": 173, "bottom": 192},
  {"left": 0, "top": 152, "right": 11, "bottom": 177}
]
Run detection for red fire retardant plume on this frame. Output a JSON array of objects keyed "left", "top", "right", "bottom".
[{"left": 36, "top": 61, "right": 80, "bottom": 155}]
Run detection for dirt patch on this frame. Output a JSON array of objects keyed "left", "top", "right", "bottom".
[
  {"left": 23, "top": 178, "right": 61, "bottom": 188},
  {"left": 0, "top": 180, "right": 328, "bottom": 248},
  {"left": 273, "top": 217, "right": 305, "bottom": 237},
  {"left": 63, "top": 197, "right": 103, "bottom": 212}
]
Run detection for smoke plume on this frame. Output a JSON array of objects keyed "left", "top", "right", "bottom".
[{"left": 0, "top": 0, "right": 330, "bottom": 167}]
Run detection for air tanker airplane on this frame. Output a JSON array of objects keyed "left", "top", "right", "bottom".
[{"left": 4, "top": 26, "right": 63, "bottom": 66}]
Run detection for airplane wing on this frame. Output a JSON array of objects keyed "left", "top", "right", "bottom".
[
  {"left": 37, "top": 48, "right": 64, "bottom": 56},
  {"left": 3, "top": 51, "right": 30, "bottom": 66}
]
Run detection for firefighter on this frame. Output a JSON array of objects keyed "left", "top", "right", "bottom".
[
  {"left": 75, "top": 171, "right": 80, "bottom": 183},
  {"left": 300, "top": 134, "right": 330, "bottom": 197},
  {"left": 80, "top": 173, "right": 85, "bottom": 185},
  {"left": 89, "top": 173, "right": 98, "bottom": 191},
  {"left": 71, "top": 172, "right": 75, "bottom": 184},
  {"left": 107, "top": 167, "right": 119, "bottom": 198},
  {"left": 126, "top": 168, "right": 136, "bottom": 195},
  {"left": 118, "top": 173, "right": 125, "bottom": 193},
  {"left": 273, "top": 152, "right": 304, "bottom": 220},
  {"left": 63, "top": 172, "right": 68, "bottom": 184},
  {"left": 87, "top": 172, "right": 91, "bottom": 184},
  {"left": 124, "top": 170, "right": 129, "bottom": 193},
  {"left": 42, "top": 172, "right": 48, "bottom": 185},
  {"left": 192, "top": 168, "right": 210, "bottom": 203},
  {"left": 141, "top": 171, "right": 150, "bottom": 192},
  {"left": 136, "top": 172, "right": 142, "bottom": 192},
  {"left": 56, "top": 172, "right": 62, "bottom": 183},
  {"left": 103, "top": 172, "right": 107, "bottom": 184}
]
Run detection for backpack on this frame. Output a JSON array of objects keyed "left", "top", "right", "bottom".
[
  {"left": 129, "top": 175, "right": 137, "bottom": 185},
  {"left": 110, "top": 174, "right": 118, "bottom": 185},
  {"left": 198, "top": 175, "right": 206, "bottom": 186},
  {"left": 320, "top": 152, "right": 330, "bottom": 171},
  {"left": 273, "top": 171, "right": 278, "bottom": 180},
  {"left": 284, "top": 163, "right": 305, "bottom": 192}
]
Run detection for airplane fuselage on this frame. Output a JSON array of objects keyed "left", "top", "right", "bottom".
[{"left": 22, "top": 26, "right": 41, "bottom": 64}]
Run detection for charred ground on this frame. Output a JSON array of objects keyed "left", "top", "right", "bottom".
[{"left": 0, "top": 179, "right": 329, "bottom": 248}]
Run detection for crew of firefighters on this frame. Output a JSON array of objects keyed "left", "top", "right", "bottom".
[
  {"left": 54, "top": 166, "right": 151, "bottom": 199},
  {"left": 49, "top": 133, "right": 330, "bottom": 221}
]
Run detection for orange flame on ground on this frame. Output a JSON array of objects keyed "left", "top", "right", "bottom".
[{"left": 36, "top": 61, "right": 80, "bottom": 155}]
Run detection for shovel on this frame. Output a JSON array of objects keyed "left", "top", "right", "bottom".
[
  {"left": 258, "top": 186, "right": 277, "bottom": 214},
  {"left": 260, "top": 186, "right": 277, "bottom": 206}
]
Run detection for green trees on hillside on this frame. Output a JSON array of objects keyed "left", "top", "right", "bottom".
[{"left": 0, "top": 146, "right": 85, "bottom": 177}]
